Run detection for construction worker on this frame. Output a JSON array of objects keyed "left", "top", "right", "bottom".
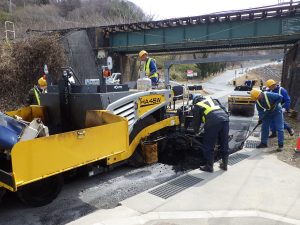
[
  {"left": 192, "top": 95, "right": 229, "bottom": 173},
  {"left": 138, "top": 50, "right": 159, "bottom": 85},
  {"left": 250, "top": 88, "right": 284, "bottom": 151},
  {"left": 260, "top": 79, "right": 264, "bottom": 90},
  {"left": 244, "top": 79, "right": 256, "bottom": 89},
  {"left": 244, "top": 80, "right": 252, "bottom": 88},
  {"left": 265, "top": 79, "right": 294, "bottom": 137},
  {"left": 25, "top": 76, "right": 47, "bottom": 106}
]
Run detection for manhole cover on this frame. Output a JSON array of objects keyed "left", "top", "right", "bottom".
[
  {"left": 228, "top": 153, "right": 250, "bottom": 166},
  {"left": 149, "top": 175, "right": 203, "bottom": 199},
  {"left": 245, "top": 140, "right": 260, "bottom": 148}
]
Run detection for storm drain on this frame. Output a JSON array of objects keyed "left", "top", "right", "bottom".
[
  {"left": 245, "top": 140, "right": 261, "bottom": 148},
  {"left": 252, "top": 132, "right": 260, "bottom": 138},
  {"left": 149, "top": 175, "right": 203, "bottom": 199},
  {"left": 228, "top": 153, "right": 250, "bottom": 166}
]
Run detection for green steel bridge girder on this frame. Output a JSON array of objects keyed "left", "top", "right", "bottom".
[{"left": 108, "top": 16, "right": 300, "bottom": 53}]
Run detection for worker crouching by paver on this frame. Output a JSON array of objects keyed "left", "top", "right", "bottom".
[
  {"left": 25, "top": 76, "right": 47, "bottom": 106},
  {"left": 250, "top": 88, "right": 284, "bottom": 152},
  {"left": 265, "top": 79, "right": 294, "bottom": 138},
  {"left": 192, "top": 95, "right": 230, "bottom": 173}
]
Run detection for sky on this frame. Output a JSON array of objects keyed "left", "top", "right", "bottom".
[{"left": 129, "top": 0, "right": 293, "bottom": 19}]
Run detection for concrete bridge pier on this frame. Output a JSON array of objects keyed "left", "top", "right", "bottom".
[{"left": 107, "top": 53, "right": 138, "bottom": 83}]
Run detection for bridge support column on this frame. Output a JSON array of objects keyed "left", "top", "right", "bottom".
[{"left": 118, "top": 55, "right": 138, "bottom": 83}]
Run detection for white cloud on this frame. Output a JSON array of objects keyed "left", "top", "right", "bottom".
[{"left": 129, "top": 0, "right": 293, "bottom": 19}]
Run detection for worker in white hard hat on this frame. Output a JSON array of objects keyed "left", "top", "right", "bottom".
[
  {"left": 25, "top": 75, "right": 47, "bottom": 106},
  {"left": 138, "top": 50, "right": 159, "bottom": 85},
  {"left": 265, "top": 79, "right": 294, "bottom": 137},
  {"left": 250, "top": 88, "right": 284, "bottom": 152}
]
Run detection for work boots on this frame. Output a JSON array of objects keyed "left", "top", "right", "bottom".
[
  {"left": 277, "top": 144, "right": 284, "bottom": 152},
  {"left": 269, "top": 132, "right": 277, "bottom": 138},
  {"left": 256, "top": 142, "right": 268, "bottom": 148},
  {"left": 200, "top": 161, "right": 214, "bottom": 173},
  {"left": 287, "top": 128, "right": 295, "bottom": 136},
  {"left": 219, "top": 156, "right": 228, "bottom": 171}
]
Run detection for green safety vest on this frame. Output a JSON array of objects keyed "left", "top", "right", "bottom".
[
  {"left": 271, "top": 87, "right": 284, "bottom": 107},
  {"left": 257, "top": 92, "right": 271, "bottom": 110},
  {"left": 196, "top": 97, "right": 221, "bottom": 123},
  {"left": 33, "top": 86, "right": 41, "bottom": 106},
  {"left": 144, "top": 58, "right": 158, "bottom": 79},
  {"left": 278, "top": 87, "right": 282, "bottom": 96}
]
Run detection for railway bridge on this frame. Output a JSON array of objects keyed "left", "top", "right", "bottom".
[{"left": 51, "top": 2, "right": 300, "bottom": 107}]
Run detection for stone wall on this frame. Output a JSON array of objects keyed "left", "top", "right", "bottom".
[{"left": 282, "top": 43, "right": 300, "bottom": 111}]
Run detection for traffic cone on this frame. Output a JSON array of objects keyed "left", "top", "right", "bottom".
[{"left": 294, "top": 133, "right": 300, "bottom": 153}]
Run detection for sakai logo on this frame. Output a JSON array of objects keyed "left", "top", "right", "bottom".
[
  {"left": 140, "top": 96, "right": 162, "bottom": 107},
  {"left": 113, "top": 85, "right": 123, "bottom": 89}
]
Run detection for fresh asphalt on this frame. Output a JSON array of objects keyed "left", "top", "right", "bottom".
[{"left": 0, "top": 65, "right": 265, "bottom": 225}]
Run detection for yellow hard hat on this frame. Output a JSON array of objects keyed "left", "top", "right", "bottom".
[
  {"left": 265, "top": 79, "right": 276, "bottom": 88},
  {"left": 138, "top": 50, "right": 148, "bottom": 59},
  {"left": 250, "top": 88, "right": 262, "bottom": 100},
  {"left": 38, "top": 76, "right": 47, "bottom": 87}
]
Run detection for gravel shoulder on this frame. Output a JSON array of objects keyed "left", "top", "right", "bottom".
[{"left": 271, "top": 116, "right": 300, "bottom": 168}]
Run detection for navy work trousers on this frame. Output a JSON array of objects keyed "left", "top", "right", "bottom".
[
  {"left": 202, "top": 121, "right": 229, "bottom": 162},
  {"left": 270, "top": 119, "right": 291, "bottom": 133},
  {"left": 261, "top": 111, "right": 284, "bottom": 146}
]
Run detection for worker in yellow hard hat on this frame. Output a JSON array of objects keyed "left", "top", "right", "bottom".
[
  {"left": 250, "top": 88, "right": 285, "bottom": 151},
  {"left": 265, "top": 79, "right": 294, "bottom": 137},
  {"left": 138, "top": 50, "right": 159, "bottom": 85},
  {"left": 192, "top": 95, "right": 229, "bottom": 173},
  {"left": 25, "top": 75, "right": 47, "bottom": 106}
]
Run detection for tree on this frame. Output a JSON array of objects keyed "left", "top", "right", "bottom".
[
  {"left": 195, "top": 53, "right": 227, "bottom": 78},
  {"left": 35, "top": 0, "right": 50, "bottom": 5},
  {"left": 55, "top": 0, "right": 81, "bottom": 17}
]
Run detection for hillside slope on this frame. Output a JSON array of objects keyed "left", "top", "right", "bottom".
[{"left": 0, "top": 0, "right": 151, "bottom": 39}]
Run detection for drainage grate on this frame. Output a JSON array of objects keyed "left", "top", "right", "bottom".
[
  {"left": 228, "top": 153, "right": 250, "bottom": 166},
  {"left": 251, "top": 132, "right": 260, "bottom": 138},
  {"left": 149, "top": 175, "right": 203, "bottom": 199},
  {"left": 245, "top": 140, "right": 261, "bottom": 148}
]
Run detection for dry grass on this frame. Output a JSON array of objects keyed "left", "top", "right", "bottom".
[
  {"left": 271, "top": 116, "right": 300, "bottom": 168},
  {"left": 0, "top": 35, "right": 67, "bottom": 111}
]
